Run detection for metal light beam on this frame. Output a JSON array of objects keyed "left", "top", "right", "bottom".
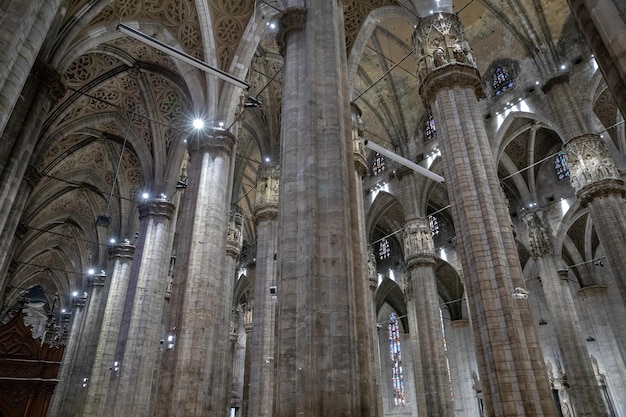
[
  {"left": 117, "top": 23, "right": 250, "bottom": 90},
  {"left": 364, "top": 140, "right": 445, "bottom": 183}
]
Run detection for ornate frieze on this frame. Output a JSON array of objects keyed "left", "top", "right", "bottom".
[
  {"left": 522, "top": 211, "right": 553, "bottom": 259},
  {"left": 564, "top": 134, "right": 625, "bottom": 204},
  {"left": 276, "top": 7, "right": 307, "bottom": 56}
]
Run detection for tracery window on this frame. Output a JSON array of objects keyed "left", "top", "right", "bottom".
[
  {"left": 424, "top": 115, "right": 436, "bottom": 142},
  {"left": 388, "top": 312, "right": 405, "bottom": 406},
  {"left": 555, "top": 151, "right": 570, "bottom": 180},
  {"left": 429, "top": 214, "right": 440, "bottom": 236},
  {"left": 372, "top": 152, "right": 386, "bottom": 175},
  {"left": 379, "top": 237, "right": 391, "bottom": 260},
  {"left": 492, "top": 66, "right": 514, "bottom": 95}
]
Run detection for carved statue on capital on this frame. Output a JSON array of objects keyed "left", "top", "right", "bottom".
[
  {"left": 414, "top": 12, "right": 477, "bottom": 79},
  {"left": 564, "top": 135, "right": 623, "bottom": 202},
  {"left": 367, "top": 251, "right": 378, "bottom": 288},
  {"left": 227, "top": 209, "right": 244, "bottom": 258},
  {"left": 403, "top": 218, "right": 435, "bottom": 260},
  {"left": 522, "top": 211, "right": 553, "bottom": 259},
  {"left": 254, "top": 165, "right": 280, "bottom": 221}
]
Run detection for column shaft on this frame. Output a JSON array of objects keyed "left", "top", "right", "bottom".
[
  {"left": 416, "top": 13, "right": 556, "bottom": 416},
  {"left": 403, "top": 218, "right": 454, "bottom": 417},
  {"left": 81, "top": 244, "right": 135, "bottom": 417},
  {"left": 445, "top": 319, "right": 481, "bottom": 417},
  {"left": 156, "top": 130, "right": 236, "bottom": 417},
  {"left": 275, "top": 3, "right": 362, "bottom": 415},
  {"left": 109, "top": 199, "right": 175, "bottom": 417}
]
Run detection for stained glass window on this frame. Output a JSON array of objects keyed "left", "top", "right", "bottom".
[
  {"left": 493, "top": 66, "right": 514, "bottom": 96},
  {"left": 425, "top": 115, "right": 436, "bottom": 142},
  {"left": 429, "top": 215, "right": 440, "bottom": 236},
  {"left": 555, "top": 151, "right": 570, "bottom": 180},
  {"left": 372, "top": 152, "right": 386, "bottom": 175},
  {"left": 379, "top": 237, "right": 391, "bottom": 260},
  {"left": 389, "top": 312, "right": 405, "bottom": 406}
]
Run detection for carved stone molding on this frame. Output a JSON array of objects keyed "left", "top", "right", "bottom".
[
  {"left": 276, "top": 7, "right": 307, "bottom": 56},
  {"left": 108, "top": 243, "right": 135, "bottom": 260},
  {"left": 187, "top": 128, "right": 236, "bottom": 156},
  {"left": 577, "top": 284, "right": 608, "bottom": 299},
  {"left": 138, "top": 199, "right": 176, "bottom": 221},
  {"left": 419, "top": 64, "right": 484, "bottom": 108},
  {"left": 350, "top": 102, "right": 367, "bottom": 177},
  {"left": 541, "top": 71, "right": 570, "bottom": 94}
]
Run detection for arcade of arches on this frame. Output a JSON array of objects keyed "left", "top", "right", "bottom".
[{"left": 1, "top": 0, "right": 626, "bottom": 416}]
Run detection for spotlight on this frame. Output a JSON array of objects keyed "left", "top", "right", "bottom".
[
  {"left": 88, "top": 269, "right": 95, "bottom": 275},
  {"left": 110, "top": 238, "right": 116, "bottom": 244},
  {"left": 512, "top": 287, "right": 529, "bottom": 300},
  {"left": 142, "top": 192, "right": 150, "bottom": 200},
  {"left": 72, "top": 291, "right": 79, "bottom": 297},
  {"left": 193, "top": 118, "right": 204, "bottom": 129}
]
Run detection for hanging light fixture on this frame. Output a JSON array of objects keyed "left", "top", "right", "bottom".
[{"left": 116, "top": 24, "right": 249, "bottom": 90}]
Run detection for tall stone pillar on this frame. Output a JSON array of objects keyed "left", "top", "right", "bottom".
[
  {"left": 0, "top": 0, "right": 63, "bottom": 137},
  {"left": 563, "top": 134, "right": 626, "bottom": 306},
  {"left": 415, "top": 12, "right": 556, "bottom": 416},
  {"left": 46, "top": 288, "right": 89, "bottom": 417},
  {"left": 108, "top": 198, "right": 176, "bottom": 417},
  {"left": 248, "top": 164, "right": 279, "bottom": 417},
  {"left": 564, "top": 0, "right": 626, "bottom": 117},
  {"left": 523, "top": 211, "right": 609, "bottom": 416},
  {"left": 578, "top": 285, "right": 626, "bottom": 417},
  {"left": 274, "top": 3, "right": 364, "bottom": 415},
  {"left": 81, "top": 243, "right": 135, "bottom": 417},
  {"left": 403, "top": 217, "right": 454, "bottom": 416},
  {"left": 445, "top": 318, "right": 480, "bottom": 417},
  {"left": 350, "top": 102, "right": 382, "bottom": 416},
  {"left": 211, "top": 210, "right": 243, "bottom": 414},
  {"left": 241, "top": 302, "right": 254, "bottom": 417},
  {"left": 0, "top": 61, "right": 65, "bottom": 298},
  {"left": 155, "top": 129, "right": 236, "bottom": 417},
  {"left": 54, "top": 271, "right": 109, "bottom": 416}
]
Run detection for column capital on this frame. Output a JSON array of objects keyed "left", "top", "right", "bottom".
[
  {"left": 33, "top": 59, "right": 66, "bottom": 105},
  {"left": 403, "top": 218, "right": 436, "bottom": 267},
  {"left": 88, "top": 272, "right": 107, "bottom": 287},
  {"left": 449, "top": 318, "right": 470, "bottom": 328},
  {"left": 419, "top": 64, "right": 484, "bottom": 107},
  {"left": 276, "top": 7, "right": 307, "bottom": 56},
  {"left": 577, "top": 284, "right": 608, "bottom": 299},
  {"left": 108, "top": 243, "right": 135, "bottom": 260},
  {"left": 187, "top": 128, "right": 236, "bottom": 156},
  {"left": 254, "top": 164, "right": 279, "bottom": 222},
  {"left": 564, "top": 133, "right": 625, "bottom": 205},
  {"left": 522, "top": 210, "right": 554, "bottom": 259},
  {"left": 350, "top": 102, "right": 367, "bottom": 177},
  {"left": 138, "top": 198, "right": 176, "bottom": 220}
]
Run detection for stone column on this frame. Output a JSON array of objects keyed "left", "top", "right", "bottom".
[
  {"left": 241, "top": 301, "right": 254, "bottom": 417},
  {"left": 350, "top": 103, "right": 382, "bottom": 416},
  {"left": 403, "top": 217, "right": 454, "bottom": 416},
  {"left": 54, "top": 271, "right": 108, "bottom": 416},
  {"left": 274, "top": 3, "right": 364, "bottom": 415},
  {"left": 563, "top": 134, "right": 626, "bottom": 306},
  {"left": 0, "top": 166, "right": 41, "bottom": 309},
  {"left": 210, "top": 210, "right": 243, "bottom": 415},
  {"left": 415, "top": 12, "right": 556, "bottom": 416},
  {"left": 565, "top": 0, "right": 626, "bottom": 117},
  {"left": 523, "top": 211, "right": 609, "bottom": 416},
  {"left": 46, "top": 288, "right": 89, "bottom": 417},
  {"left": 81, "top": 243, "right": 135, "bottom": 417},
  {"left": 108, "top": 198, "right": 176, "bottom": 417},
  {"left": 0, "top": 0, "right": 63, "bottom": 137},
  {"left": 578, "top": 285, "right": 626, "bottom": 417},
  {"left": 0, "top": 61, "right": 65, "bottom": 298},
  {"left": 445, "top": 318, "right": 480, "bottom": 417},
  {"left": 155, "top": 129, "right": 236, "bottom": 417},
  {"left": 248, "top": 164, "right": 279, "bottom": 417}
]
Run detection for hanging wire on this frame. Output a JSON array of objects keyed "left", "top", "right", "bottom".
[{"left": 103, "top": 117, "right": 132, "bottom": 217}]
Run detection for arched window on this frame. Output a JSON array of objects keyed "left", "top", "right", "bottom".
[
  {"left": 388, "top": 312, "right": 405, "bottom": 406},
  {"left": 429, "top": 215, "right": 440, "bottom": 236},
  {"left": 379, "top": 237, "right": 391, "bottom": 260},
  {"left": 555, "top": 151, "right": 570, "bottom": 180},
  {"left": 372, "top": 152, "right": 386, "bottom": 175},
  {"left": 492, "top": 66, "right": 514, "bottom": 96},
  {"left": 424, "top": 115, "right": 436, "bottom": 142}
]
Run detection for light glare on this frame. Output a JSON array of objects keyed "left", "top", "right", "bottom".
[{"left": 193, "top": 119, "right": 204, "bottom": 129}]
